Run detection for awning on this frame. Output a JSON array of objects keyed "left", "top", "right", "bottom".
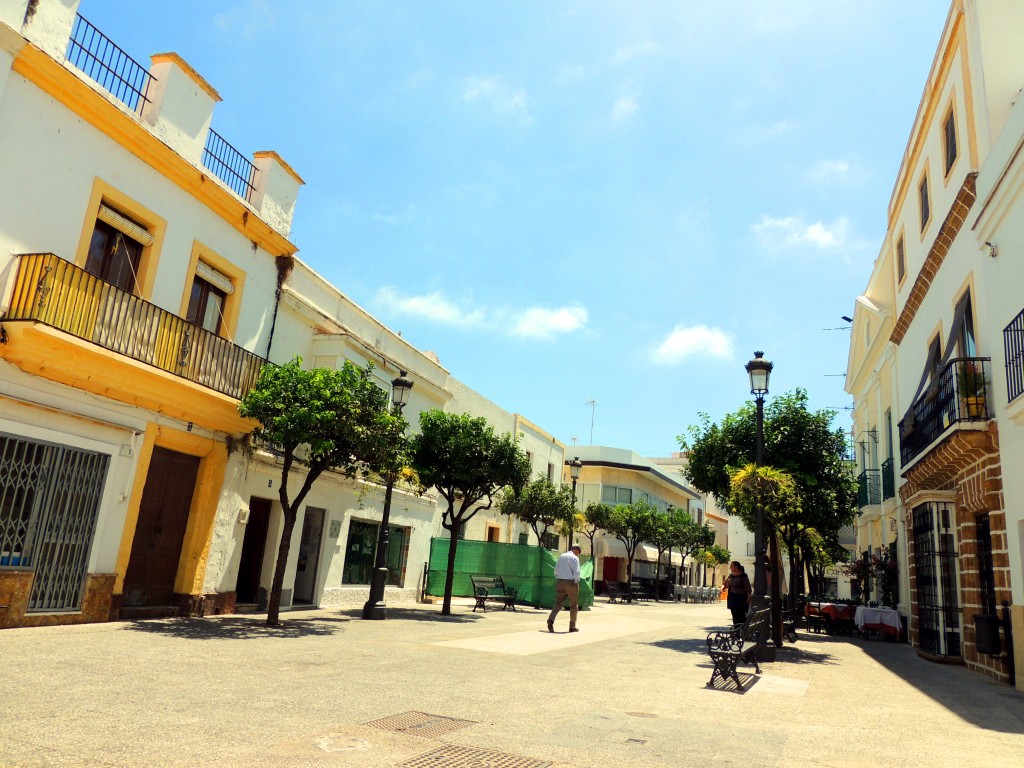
[{"left": 598, "top": 538, "right": 661, "bottom": 562}]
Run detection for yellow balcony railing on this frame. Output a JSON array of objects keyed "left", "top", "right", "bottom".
[{"left": 5, "top": 253, "right": 264, "bottom": 400}]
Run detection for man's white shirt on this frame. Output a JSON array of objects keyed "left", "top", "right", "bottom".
[{"left": 554, "top": 551, "right": 580, "bottom": 582}]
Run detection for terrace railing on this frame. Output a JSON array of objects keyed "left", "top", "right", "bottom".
[
  {"left": 203, "top": 129, "right": 258, "bottom": 202},
  {"left": 898, "top": 357, "right": 991, "bottom": 467},
  {"left": 881, "top": 457, "right": 895, "bottom": 501},
  {"left": 1005, "top": 307, "right": 1024, "bottom": 403},
  {"left": 5, "top": 253, "right": 264, "bottom": 400},
  {"left": 857, "top": 469, "right": 881, "bottom": 509},
  {"left": 65, "top": 15, "right": 153, "bottom": 113}
]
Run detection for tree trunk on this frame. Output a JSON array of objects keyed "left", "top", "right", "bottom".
[
  {"left": 266, "top": 507, "right": 297, "bottom": 626},
  {"left": 769, "top": 529, "right": 784, "bottom": 646},
  {"left": 442, "top": 524, "right": 460, "bottom": 616}
]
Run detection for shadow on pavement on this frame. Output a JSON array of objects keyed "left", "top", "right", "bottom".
[
  {"left": 849, "top": 637, "right": 1024, "bottom": 735},
  {"left": 334, "top": 607, "right": 484, "bottom": 623},
  {"left": 644, "top": 633, "right": 841, "bottom": 666},
  {"left": 124, "top": 615, "right": 345, "bottom": 640}
]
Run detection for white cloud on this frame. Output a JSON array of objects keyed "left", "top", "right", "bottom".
[
  {"left": 375, "top": 287, "right": 485, "bottom": 328},
  {"left": 509, "top": 306, "right": 588, "bottom": 340},
  {"left": 612, "top": 95, "right": 639, "bottom": 122},
  {"left": 374, "top": 288, "right": 586, "bottom": 340},
  {"left": 462, "top": 76, "right": 532, "bottom": 123},
  {"left": 651, "top": 325, "right": 734, "bottom": 366},
  {"left": 612, "top": 40, "right": 659, "bottom": 65},
  {"left": 753, "top": 215, "right": 852, "bottom": 251},
  {"left": 214, "top": 0, "right": 274, "bottom": 40}
]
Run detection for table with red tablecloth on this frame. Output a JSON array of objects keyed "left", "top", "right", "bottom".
[{"left": 855, "top": 606, "right": 902, "bottom": 638}]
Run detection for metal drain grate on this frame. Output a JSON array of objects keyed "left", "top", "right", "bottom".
[
  {"left": 363, "top": 711, "right": 476, "bottom": 739},
  {"left": 399, "top": 744, "right": 553, "bottom": 768},
  {"left": 625, "top": 711, "right": 657, "bottom": 718}
]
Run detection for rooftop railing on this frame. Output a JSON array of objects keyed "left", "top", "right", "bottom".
[
  {"left": 203, "top": 129, "right": 258, "bottom": 202},
  {"left": 65, "top": 14, "right": 153, "bottom": 113},
  {"left": 5, "top": 253, "right": 264, "bottom": 400}
]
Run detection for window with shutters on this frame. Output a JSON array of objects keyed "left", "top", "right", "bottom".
[
  {"left": 84, "top": 205, "right": 150, "bottom": 293},
  {"left": 182, "top": 242, "right": 244, "bottom": 340}
]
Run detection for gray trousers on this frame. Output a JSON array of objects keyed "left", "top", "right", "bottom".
[{"left": 547, "top": 579, "right": 579, "bottom": 628}]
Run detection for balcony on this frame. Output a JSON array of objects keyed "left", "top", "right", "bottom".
[
  {"left": 4, "top": 253, "right": 263, "bottom": 400},
  {"left": 857, "top": 469, "right": 881, "bottom": 509},
  {"left": 881, "top": 458, "right": 895, "bottom": 500},
  {"left": 1005, "top": 308, "right": 1024, "bottom": 403},
  {"left": 898, "top": 357, "right": 991, "bottom": 468}
]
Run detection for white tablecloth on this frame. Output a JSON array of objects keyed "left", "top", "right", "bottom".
[{"left": 855, "top": 606, "right": 902, "bottom": 636}]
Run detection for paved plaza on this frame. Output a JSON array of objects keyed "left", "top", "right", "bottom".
[{"left": 1, "top": 599, "right": 1022, "bottom": 768}]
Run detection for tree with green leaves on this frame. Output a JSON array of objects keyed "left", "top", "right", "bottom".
[
  {"left": 238, "top": 358, "right": 404, "bottom": 626},
  {"left": 410, "top": 411, "right": 530, "bottom": 615},
  {"left": 680, "top": 388, "right": 857, "bottom": 593},
  {"left": 605, "top": 499, "right": 658, "bottom": 588},
  {"left": 647, "top": 510, "right": 674, "bottom": 600},
  {"left": 800, "top": 527, "right": 849, "bottom": 596},
  {"left": 702, "top": 543, "right": 731, "bottom": 586},
  {"left": 498, "top": 477, "right": 575, "bottom": 548},
  {"left": 574, "top": 502, "right": 611, "bottom": 586}
]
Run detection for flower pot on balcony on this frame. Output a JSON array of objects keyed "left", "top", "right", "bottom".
[{"left": 963, "top": 395, "right": 986, "bottom": 419}]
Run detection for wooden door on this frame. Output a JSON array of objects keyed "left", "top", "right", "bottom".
[
  {"left": 122, "top": 447, "right": 199, "bottom": 607},
  {"left": 235, "top": 498, "right": 271, "bottom": 604}
]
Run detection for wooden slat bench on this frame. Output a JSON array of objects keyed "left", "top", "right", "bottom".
[
  {"left": 469, "top": 575, "right": 516, "bottom": 612},
  {"left": 705, "top": 606, "right": 772, "bottom": 691}
]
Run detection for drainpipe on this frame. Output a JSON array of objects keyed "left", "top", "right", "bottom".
[{"left": 265, "top": 255, "right": 294, "bottom": 361}]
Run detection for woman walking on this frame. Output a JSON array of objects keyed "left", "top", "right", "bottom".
[{"left": 724, "top": 561, "right": 752, "bottom": 626}]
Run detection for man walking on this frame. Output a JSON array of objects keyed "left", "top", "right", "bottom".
[{"left": 547, "top": 544, "right": 582, "bottom": 633}]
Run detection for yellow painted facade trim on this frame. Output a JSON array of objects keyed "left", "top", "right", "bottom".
[
  {"left": 888, "top": 10, "right": 966, "bottom": 229},
  {"left": 179, "top": 240, "right": 246, "bottom": 340},
  {"left": 11, "top": 44, "right": 297, "bottom": 257},
  {"left": 113, "top": 423, "right": 157, "bottom": 592},
  {"left": 253, "top": 150, "right": 305, "bottom": 186},
  {"left": 150, "top": 52, "right": 222, "bottom": 103},
  {"left": 74, "top": 177, "right": 167, "bottom": 300},
  {"left": 2, "top": 323, "right": 256, "bottom": 434}
]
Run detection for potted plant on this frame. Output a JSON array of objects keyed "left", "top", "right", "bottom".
[{"left": 956, "top": 360, "right": 987, "bottom": 418}]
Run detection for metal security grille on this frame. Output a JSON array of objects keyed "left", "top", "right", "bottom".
[
  {"left": 976, "top": 513, "right": 997, "bottom": 615},
  {"left": 0, "top": 434, "right": 109, "bottom": 612},
  {"left": 912, "top": 502, "right": 961, "bottom": 657}
]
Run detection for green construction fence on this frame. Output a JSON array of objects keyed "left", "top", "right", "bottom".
[{"left": 425, "top": 538, "right": 594, "bottom": 610}]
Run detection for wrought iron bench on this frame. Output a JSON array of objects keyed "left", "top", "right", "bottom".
[
  {"left": 782, "top": 596, "right": 807, "bottom": 642},
  {"left": 469, "top": 575, "right": 516, "bottom": 612},
  {"left": 705, "top": 606, "right": 772, "bottom": 691},
  {"left": 605, "top": 581, "right": 631, "bottom": 603}
]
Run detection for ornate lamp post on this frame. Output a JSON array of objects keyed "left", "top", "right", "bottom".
[
  {"left": 745, "top": 351, "right": 773, "bottom": 600},
  {"left": 568, "top": 456, "right": 582, "bottom": 506},
  {"left": 362, "top": 370, "right": 414, "bottom": 620}
]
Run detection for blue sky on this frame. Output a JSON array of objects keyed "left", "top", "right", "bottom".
[{"left": 85, "top": 1, "right": 949, "bottom": 454}]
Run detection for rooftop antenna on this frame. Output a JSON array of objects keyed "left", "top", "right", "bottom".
[
  {"left": 585, "top": 399, "right": 596, "bottom": 444},
  {"left": 570, "top": 436, "right": 578, "bottom": 446}
]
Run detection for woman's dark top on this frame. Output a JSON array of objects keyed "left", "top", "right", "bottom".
[{"left": 725, "top": 572, "right": 751, "bottom": 600}]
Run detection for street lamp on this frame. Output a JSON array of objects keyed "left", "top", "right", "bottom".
[
  {"left": 362, "top": 370, "right": 414, "bottom": 620},
  {"left": 745, "top": 351, "right": 773, "bottom": 601},
  {"left": 568, "top": 456, "right": 582, "bottom": 506}
]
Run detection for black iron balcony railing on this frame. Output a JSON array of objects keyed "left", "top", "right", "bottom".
[
  {"left": 1005, "top": 307, "right": 1024, "bottom": 403},
  {"left": 898, "top": 356, "right": 991, "bottom": 467},
  {"left": 65, "top": 15, "right": 154, "bottom": 113},
  {"left": 857, "top": 469, "right": 881, "bottom": 508},
  {"left": 203, "top": 129, "right": 258, "bottom": 202},
  {"left": 881, "top": 457, "right": 895, "bottom": 500},
  {"left": 5, "top": 253, "right": 264, "bottom": 400}
]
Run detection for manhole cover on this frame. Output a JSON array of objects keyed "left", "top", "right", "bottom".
[
  {"left": 364, "top": 711, "right": 476, "bottom": 739},
  {"left": 399, "top": 744, "right": 553, "bottom": 767},
  {"left": 625, "top": 711, "right": 657, "bottom": 718}
]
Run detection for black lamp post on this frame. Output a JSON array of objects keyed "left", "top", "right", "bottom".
[
  {"left": 566, "top": 456, "right": 582, "bottom": 550},
  {"left": 362, "top": 370, "right": 414, "bottom": 620},
  {"left": 745, "top": 351, "right": 773, "bottom": 600}
]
